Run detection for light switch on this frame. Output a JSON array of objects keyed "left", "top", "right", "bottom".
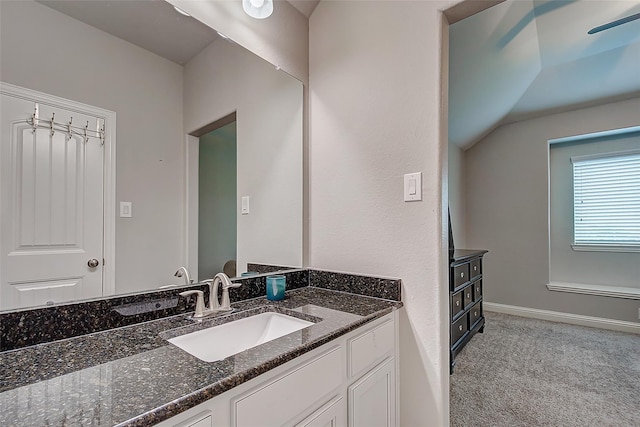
[
  {"left": 241, "top": 196, "right": 250, "bottom": 215},
  {"left": 404, "top": 172, "right": 422, "bottom": 202},
  {"left": 120, "top": 201, "right": 132, "bottom": 218}
]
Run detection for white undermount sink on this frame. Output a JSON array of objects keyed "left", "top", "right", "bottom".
[{"left": 168, "top": 312, "right": 314, "bottom": 362}]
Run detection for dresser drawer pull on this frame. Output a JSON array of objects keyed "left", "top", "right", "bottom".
[
  {"left": 466, "top": 292, "right": 471, "bottom": 299},
  {"left": 474, "top": 310, "right": 478, "bottom": 317},
  {"left": 473, "top": 266, "right": 477, "bottom": 272},
  {"left": 455, "top": 301, "right": 460, "bottom": 306},
  {"left": 459, "top": 325, "right": 463, "bottom": 331},
  {"left": 460, "top": 272, "right": 465, "bottom": 278}
]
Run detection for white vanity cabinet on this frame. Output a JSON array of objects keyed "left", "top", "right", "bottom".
[{"left": 158, "top": 311, "right": 399, "bottom": 427}]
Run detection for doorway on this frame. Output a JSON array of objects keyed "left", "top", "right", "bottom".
[{"left": 198, "top": 120, "right": 237, "bottom": 279}]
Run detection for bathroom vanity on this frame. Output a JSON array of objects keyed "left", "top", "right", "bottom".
[{"left": 0, "top": 270, "right": 402, "bottom": 426}]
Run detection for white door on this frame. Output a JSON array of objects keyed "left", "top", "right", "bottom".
[{"left": 1, "top": 93, "right": 104, "bottom": 309}]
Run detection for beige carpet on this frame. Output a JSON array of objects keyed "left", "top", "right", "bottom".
[{"left": 450, "top": 312, "right": 640, "bottom": 427}]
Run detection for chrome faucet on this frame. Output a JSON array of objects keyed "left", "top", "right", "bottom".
[
  {"left": 174, "top": 266, "right": 193, "bottom": 286},
  {"left": 180, "top": 272, "right": 241, "bottom": 319},
  {"left": 205, "top": 272, "right": 242, "bottom": 312}
]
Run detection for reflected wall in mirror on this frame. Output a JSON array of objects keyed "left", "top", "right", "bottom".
[{"left": 0, "top": 0, "right": 303, "bottom": 311}]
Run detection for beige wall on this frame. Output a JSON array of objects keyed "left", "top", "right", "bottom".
[
  {"left": 466, "top": 97, "right": 640, "bottom": 323},
  {"left": 0, "top": 0, "right": 185, "bottom": 293},
  {"left": 183, "top": 38, "right": 303, "bottom": 276},
  {"left": 310, "top": 1, "right": 456, "bottom": 425}
]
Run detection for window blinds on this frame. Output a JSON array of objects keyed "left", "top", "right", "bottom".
[{"left": 572, "top": 150, "right": 640, "bottom": 247}]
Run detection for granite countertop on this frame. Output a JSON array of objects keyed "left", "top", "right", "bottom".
[{"left": 0, "top": 287, "right": 402, "bottom": 426}]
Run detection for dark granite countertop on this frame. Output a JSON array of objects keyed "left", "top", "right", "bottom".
[{"left": 0, "top": 287, "right": 402, "bottom": 426}]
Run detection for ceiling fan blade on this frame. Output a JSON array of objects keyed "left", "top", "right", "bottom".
[{"left": 588, "top": 12, "right": 640, "bottom": 34}]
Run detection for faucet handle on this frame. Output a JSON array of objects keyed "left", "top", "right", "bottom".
[
  {"left": 220, "top": 281, "right": 242, "bottom": 310},
  {"left": 179, "top": 290, "right": 206, "bottom": 318},
  {"left": 222, "top": 281, "right": 242, "bottom": 290}
]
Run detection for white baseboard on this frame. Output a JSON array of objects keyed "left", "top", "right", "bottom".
[{"left": 483, "top": 302, "right": 640, "bottom": 334}]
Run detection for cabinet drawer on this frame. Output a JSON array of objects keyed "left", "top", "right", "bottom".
[
  {"left": 451, "top": 291, "right": 463, "bottom": 318},
  {"left": 451, "top": 315, "right": 467, "bottom": 345},
  {"left": 473, "top": 280, "right": 482, "bottom": 301},
  {"left": 462, "top": 285, "right": 473, "bottom": 308},
  {"left": 469, "top": 302, "right": 482, "bottom": 327},
  {"left": 349, "top": 319, "right": 394, "bottom": 378},
  {"left": 234, "top": 346, "right": 343, "bottom": 427},
  {"left": 470, "top": 259, "right": 481, "bottom": 279},
  {"left": 452, "top": 263, "right": 470, "bottom": 289}
]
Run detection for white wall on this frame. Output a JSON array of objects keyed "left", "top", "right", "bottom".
[
  {"left": 448, "top": 144, "right": 467, "bottom": 248},
  {"left": 310, "top": 1, "right": 456, "bottom": 425},
  {"left": 0, "top": 0, "right": 184, "bottom": 293},
  {"left": 466, "top": 97, "right": 640, "bottom": 323},
  {"left": 184, "top": 38, "right": 303, "bottom": 275},
  {"left": 549, "top": 132, "right": 640, "bottom": 288}
]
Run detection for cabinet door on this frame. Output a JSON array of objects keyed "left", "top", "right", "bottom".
[
  {"left": 348, "top": 358, "right": 395, "bottom": 427},
  {"left": 296, "top": 396, "right": 345, "bottom": 427}
]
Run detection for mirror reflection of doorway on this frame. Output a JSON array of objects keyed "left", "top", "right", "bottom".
[{"left": 198, "top": 120, "right": 237, "bottom": 280}]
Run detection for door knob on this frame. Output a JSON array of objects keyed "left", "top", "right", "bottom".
[{"left": 88, "top": 258, "right": 100, "bottom": 268}]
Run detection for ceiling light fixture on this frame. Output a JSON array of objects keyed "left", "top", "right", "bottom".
[
  {"left": 242, "top": 0, "right": 273, "bottom": 19},
  {"left": 173, "top": 6, "right": 191, "bottom": 17}
]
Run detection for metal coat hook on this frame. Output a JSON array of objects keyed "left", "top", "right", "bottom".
[
  {"left": 50, "top": 113, "right": 56, "bottom": 137},
  {"left": 99, "top": 123, "right": 105, "bottom": 145},
  {"left": 67, "top": 117, "right": 73, "bottom": 141}
]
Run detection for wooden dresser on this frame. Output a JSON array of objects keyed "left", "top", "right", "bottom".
[{"left": 449, "top": 249, "right": 487, "bottom": 373}]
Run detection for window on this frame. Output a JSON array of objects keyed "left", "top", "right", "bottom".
[{"left": 572, "top": 150, "right": 640, "bottom": 251}]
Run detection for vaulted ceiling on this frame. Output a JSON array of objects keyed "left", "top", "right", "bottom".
[
  {"left": 449, "top": 0, "right": 640, "bottom": 149},
  {"left": 37, "top": 0, "right": 319, "bottom": 65}
]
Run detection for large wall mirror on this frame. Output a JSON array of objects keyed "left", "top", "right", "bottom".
[{"left": 0, "top": 0, "right": 303, "bottom": 311}]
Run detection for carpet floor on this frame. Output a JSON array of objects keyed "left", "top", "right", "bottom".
[{"left": 450, "top": 312, "right": 640, "bottom": 427}]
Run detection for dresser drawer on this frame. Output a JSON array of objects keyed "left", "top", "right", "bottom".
[
  {"left": 349, "top": 318, "right": 395, "bottom": 378},
  {"left": 470, "top": 258, "right": 481, "bottom": 279},
  {"left": 452, "top": 263, "right": 470, "bottom": 289},
  {"left": 451, "top": 315, "right": 468, "bottom": 345},
  {"left": 451, "top": 291, "right": 463, "bottom": 318},
  {"left": 463, "top": 285, "right": 473, "bottom": 308},
  {"left": 469, "top": 302, "right": 482, "bottom": 327},
  {"left": 473, "top": 279, "right": 482, "bottom": 301}
]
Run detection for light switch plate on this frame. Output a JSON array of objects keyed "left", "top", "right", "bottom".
[
  {"left": 241, "top": 196, "right": 250, "bottom": 215},
  {"left": 404, "top": 172, "right": 422, "bottom": 202},
  {"left": 120, "top": 201, "right": 132, "bottom": 218}
]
